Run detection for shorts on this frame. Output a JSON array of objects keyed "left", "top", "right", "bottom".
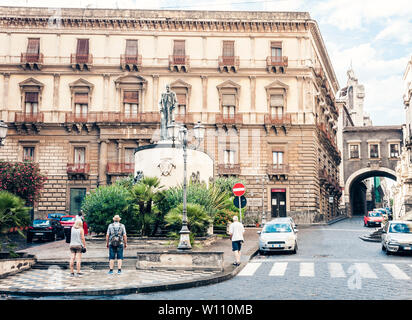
[
  {"left": 232, "top": 240, "right": 243, "bottom": 252},
  {"left": 70, "top": 245, "right": 82, "bottom": 253},
  {"left": 109, "top": 245, "right": 124, "bottom": 260}
]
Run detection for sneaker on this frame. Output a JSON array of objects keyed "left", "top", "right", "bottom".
[
  {"left": 70, "top": 273, "right": 75, "bottom": 277},
  {"left": 108, "top": 270, "right": 113, "bottom": 275},
  {"left": 117, "top": 270, "right": 122, "bottom": 275}
]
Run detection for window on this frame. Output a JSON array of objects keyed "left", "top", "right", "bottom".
[
  {"left": 76, "top": 39, "right": 89, "bottom": 63},
  {"left": 349, "top": 144, "right": 360, "bottom": 159},
  {"left": 173, "top": 40, "right": 186, "bottom": 64},
  {"left": 123, "top": 91, "right": 139, "bottom": 117},
  {"left": 270, "top": 41, "right": 282, "bottom": 62},
  {"left": 270, "top": 94, "right": 284, "bottom": 118},
  {"left": 125, "top": 40, "right": 138, "bottom": 64},
  {"left": 74, "top": 92, "right": 88, "bottom": 117},
  {"left": 273, "top": 151, "right": 284, "bottom": 168},
  {"left": 125, "top": 148, "right": 135, "bottom": 164},
  {"left": 389, "top": 143, "right": 399, "bottom": 158},
  {"left": 26, "top": 38, "right": 40, "bottom": 62},
  {"left": 74, "top": 147, "right": 86, "bottom": 164},
  {"left": 176, "top": 93, "right": 186, "bottom": 115},
  {"left": 369, "top": 144, "right": 379, "bottom": 158},
  {"left": 25, "top": 92, "right": 38, "bottom": 115},
  {"left": 222, "top": 94, "right": 236, "bottom": 117},
  {"left": 23, "top": 147, "right": 35, "bottom": 162},
  {"left": 224, "top": 150, "right": 235, "bottom": 164},
  {"left": 222, "top": 41, "right": 234, "bottom": 57}
]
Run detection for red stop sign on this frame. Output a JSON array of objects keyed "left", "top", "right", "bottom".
[{"left": 232, "top": 183, "right": 245, "bottom": 196}]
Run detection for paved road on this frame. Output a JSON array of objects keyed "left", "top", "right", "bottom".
[{"left": 5, "top": 217, "right": 412, "bottom": 300}]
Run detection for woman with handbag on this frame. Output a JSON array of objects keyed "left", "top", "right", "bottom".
[{"left": 69, "top": 219, "right": 87, "bottom": 276}]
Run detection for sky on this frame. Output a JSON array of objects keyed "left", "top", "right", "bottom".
[{"left": 1, "top": 0, "right": 411, "bottom": 126}]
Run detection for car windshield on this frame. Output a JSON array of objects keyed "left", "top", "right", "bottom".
[
  {"left": 48, "top": 213, "right": 64, "bottom": 219},
  {"left": 263, "top": 223, "right": 292, "bottom": 233},
  {"left": 33, "top": 220, "right": 50, "bottom": 226},
  {"left": 369, "top": 212, "right": 382, "bottom": 217},
  {"left": 389, "top": 222, "right": 412, "bottom": 234},
  {"left": 61, "top": 217, "right": 75, "bottom": 222}
]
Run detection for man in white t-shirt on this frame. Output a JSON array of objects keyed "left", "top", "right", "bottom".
[{"left": 228, "top": 215, "right": 245, "bottom": 266}]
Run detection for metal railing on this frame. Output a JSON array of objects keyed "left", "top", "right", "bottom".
[{"left": 15, "top": 112, "right": 44, "bottom": 123}]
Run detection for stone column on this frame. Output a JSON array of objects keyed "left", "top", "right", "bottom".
[
  {"left": 152, "top": 74, "right": 159, "bottom": 113},
  {"left": 98, "top": 140, "right": 108, "bottom": 186}
]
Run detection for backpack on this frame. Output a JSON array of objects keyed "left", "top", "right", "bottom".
[{"left": 110, "top": 224, "right": 122, "bottom": 247}]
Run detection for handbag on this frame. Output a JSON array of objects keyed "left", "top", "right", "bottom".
[{"left": 81, "top": 246, "right": 87, "bottom": 253}]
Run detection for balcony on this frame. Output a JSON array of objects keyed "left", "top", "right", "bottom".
[
  {"left": 65, "top": 112, "right": 161, "bottom": 124},
  {"left": 67, "top": 163, "right": 90, "bottom": 179},
  {"left": 120, "top": 54, "right": 142, "bottom": 71},
  {"left": 218, "top": 56, "right": 239, "bottom": 72},
  {"left": 106, "top": 162, "right": 134, "bottom": 175},
  {"left": 215, "top": 114, "right": 243, "bottom": 125},
  {"left": 70, "top": 54, "right": 93, "bottom": 70},
  {"left": 264, "top": 114, "right": 291, "bottom": 126},
  {"left": 174, "top": 113, "right": 194, "bottom": 124},
  {"left": 267, "top": 164, "right": 289, "bottom": 180},
  {"left": 15, "top": 112, "right": 44, "bottom": 123},
  {"left": 266, "top": 56, "right": 288, "bottom": 73},
  {"left": 169, "top": 55, "right": 190, "bottom": 72},
  {"left": 218, "top": 164, "right": 240, "bottom": 176},
  {"left": 20, "top": 53, "right": 44, "bottom": 70}
]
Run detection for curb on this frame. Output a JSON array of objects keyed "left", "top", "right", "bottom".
[{"left": 359, "top": 236, "right": 381, "bottom": 243}]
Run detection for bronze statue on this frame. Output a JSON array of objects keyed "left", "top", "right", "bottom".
[{"left": 159, "top": 84, "right": 177, "bottom": 140}]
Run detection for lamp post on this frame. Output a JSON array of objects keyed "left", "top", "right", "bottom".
[
  {"left": 257, "top": 175, "right": 268, "bottom": 226},
  {"left": 0, "top": 120, "right": 8, "bottom": 146},
  {"left": 168, "top": 120, "right": 205, "bottom": 250}
]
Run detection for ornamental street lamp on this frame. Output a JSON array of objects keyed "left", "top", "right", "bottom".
[
  {"left": 0, "top": 120, "right": 8, "bottom": 146},
  {"left": 167, "top": 120, "right": 205, "bottom": 250}
]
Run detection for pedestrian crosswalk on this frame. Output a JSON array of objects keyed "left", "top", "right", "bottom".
[{"left": 237, "top": 261, "right": 412, "bottom": 280}]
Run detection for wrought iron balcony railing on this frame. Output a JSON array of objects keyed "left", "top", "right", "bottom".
[
  {"left": 218, "top": 163, "right": 241, "bottom": 175},
  {"left": 67, "top": 163, "right": 90, "bottom": 175},
  {"left": 106, "top": 162, "right": 134, "bottom": 175},
  {"left": 15, "top": 112, "right": 44, "bottom": 123}
]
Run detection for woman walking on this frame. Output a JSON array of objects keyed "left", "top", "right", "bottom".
[{"left": 69, "top": 219, "right": 86, "bottom": 276}]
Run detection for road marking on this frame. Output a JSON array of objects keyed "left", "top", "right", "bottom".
[
  {"left": 237, "top": 263, "right": 262, "bottom": 276},
  {"left": 299, "top": 262, "right": 315, "bottom": 277},
  {"left": 269, "top": 262, "right": 288, "bottom": 276},
  {"left": 354, "top": 263, "right": 378, "bottom": 279},
  {"left": 328, "top": 263, "right": 346, "bottom": 278},
  {"left": 382, "top": 264, "right": 410, "bottom": 280}
]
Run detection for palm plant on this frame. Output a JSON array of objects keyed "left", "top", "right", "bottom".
[
  {"left": 127, "top": 176, "right": 165, "bottom": 236},
  {"left": 0, "top": 191, "right": 30, "bottom": 235}
]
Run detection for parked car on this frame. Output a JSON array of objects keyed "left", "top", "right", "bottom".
[
  {"left": 375, "top": 208, "right": 388, "bottom": 220},
  {"left": 47, "top": 212, "right": 66, "bottom": 221},
  {"left": 60, "top": 215, "right": 76, "bottom": 243},
  {"left": 27, "top": 219, "right": 65, "bottom": 243},
  {"left": 364, "top": 211, "right": 384, "bottom": 227},
  {"left": 381, "top": 220, "right": 412, "bottom": 255},
  {"left": 258, "top": 218, "right": 298, "bottom": 254}
]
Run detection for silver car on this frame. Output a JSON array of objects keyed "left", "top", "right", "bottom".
[
  {"left": 258, "top": 218, "right": 298, "bottom": 254},
  {"left": 381, "top": 220, "right": 412, "bottom": 255}
]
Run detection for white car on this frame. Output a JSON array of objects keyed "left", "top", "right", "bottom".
[
  {"left": 258, "top": 218, "right": 298, "bottom": 254},
  {"left": 381, "top": 220, "right": 412, "bottom": 255}
]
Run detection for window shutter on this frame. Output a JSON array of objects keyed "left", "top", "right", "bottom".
[
  {"left": 173, "top": 40, "right": 185, "bottom": 56},
  {"left": 74, "top": 92, "right": 89, "bottom": 104},
  {"left": 27, "top": 38, "right": 40, "bottom": 54},
  {"left": 222, "top": 94, "right": 236, "bottom": 106},
  {"left": 123, "top": 91, "right": 139, "bottom": 103},
  {"left": 222, "top": 41, "right": 234, "bottom": 57},
  {"left": 270, "top": 94, "right": 284, "bottom": 107},
  {"left": 77, "top": 39, "right": 89, "bottom": 55},
  {"left": 176, "top": 93, "right": 186, "bottom": 105},
  {"left": 25, "top": 92, "right": 39, "bottom": 103},
  {"left": 125, "top": 40, "right": 138, "bottom": 55}
]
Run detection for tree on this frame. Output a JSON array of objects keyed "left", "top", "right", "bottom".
[
  {"left": 0, "top": 161, "right": 47, "bottom": 205},
  {"left": 0, "top": 191, "right": 31, "bottom": 234},
  {"left": 81, "top": 184, "right": 134, "bottom": 234},
  {"left": 126, "top": 176, "right": 165, "bottom": 236}
]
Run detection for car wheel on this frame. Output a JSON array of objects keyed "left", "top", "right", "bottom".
[
  {"left": 259, "top": 250, "right": 265, "bottom": 256},
  {"left": 292, "top": 242, "right": 298, "bottom": 254},
  {"left": 382, "top": 244, "right": 386, "bottom": 251},
  {"left": 50, "top": 233, "right": 56, "bottom": 242}
]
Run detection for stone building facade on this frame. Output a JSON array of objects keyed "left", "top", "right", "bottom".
[{"left": 0, "top": 7, "right": 341, "bottom": 224}]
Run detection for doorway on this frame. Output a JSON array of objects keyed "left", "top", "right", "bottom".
[
  {"left": 271, "top": 188, "right": 287, "bottom": 218},
  {"left": 70, "top": 188, "right": 86, "bottom": 215}
]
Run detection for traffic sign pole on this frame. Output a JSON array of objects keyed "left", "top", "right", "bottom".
[{"left": 238, "top": 196, "right": 242, "bottom": 223}]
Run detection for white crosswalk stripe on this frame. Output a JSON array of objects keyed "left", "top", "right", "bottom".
[
  {"left": 237, "top": 263, "right": 262, "bottom": 276},
  {"left": 236, "top": 261, "right": 412, "bottom": 280},
  {"left": 328, "top": 263, "right": 346, "bottom": 278},
  {"left": 299, "top": 263, "right": 315, "bottom": 277},
  {"left": 269, "top": 262, "right": 288, "bottom": 276},
  {"left": 382, "top": 264, "right": 410, "bottom": 280},
  {"left": 353, "top": 263, "right": 378, "bottom": 279}
]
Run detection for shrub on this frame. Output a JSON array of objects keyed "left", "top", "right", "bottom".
[
  {"left": 81, "top": 184, "right": 134, "bottom": 234},
  {"left": 0, "top": 162, "right": 47, "bottom": 204},
  {"left": 0, "top": 191, "right": 31, "bottom": 234},
  {"left": 164, "top": 203, "right": 212, "bottom": 237}
]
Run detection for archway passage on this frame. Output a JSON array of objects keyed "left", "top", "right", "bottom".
[{"left": 348, "top": 169, "right": 396, "bottom": 216}]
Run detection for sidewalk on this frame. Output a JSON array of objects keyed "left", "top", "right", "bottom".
[{"left": 0, "top": 228, "right": 260, "bottom": 296}]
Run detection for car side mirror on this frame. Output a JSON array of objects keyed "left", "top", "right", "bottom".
[
  {"left": 294, "top": 228, "right": 299, "bottom": 233},
  {"left": 257, "top": 231, "right": 261, "bottom": 235}
]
